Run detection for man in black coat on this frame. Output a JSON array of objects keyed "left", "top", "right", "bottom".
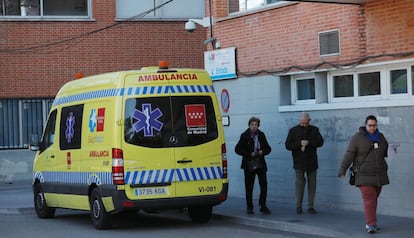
[
  {"left": 285, "top": 112, "right": 324, "bottom": 214},
  {"left": 235, "top": 117, "right": 272, "bottom": 215}
]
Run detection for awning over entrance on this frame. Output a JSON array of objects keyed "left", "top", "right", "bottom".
[{"left": 285, "top": 0, "right": 370, "bottom": 4}]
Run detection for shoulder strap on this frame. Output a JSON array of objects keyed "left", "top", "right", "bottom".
[{"left": 353, "top": 146, "right": 372, "bottom": 172}]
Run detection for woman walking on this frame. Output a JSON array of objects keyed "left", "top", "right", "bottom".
[{"left": 338, "top": 115, "right": 389, "bottom": 233}]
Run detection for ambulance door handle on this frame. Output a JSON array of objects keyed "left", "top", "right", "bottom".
[
  {"left": 50, "top": 155, "right": 55, "bottom": 158},
  {"left": 177, "top": 159, "right": 192, "bottom": 164}
]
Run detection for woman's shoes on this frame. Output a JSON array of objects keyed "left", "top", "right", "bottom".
[
  {"left": 260, "top": 206, "right": 271, "bottom": 214},
  {"left": 366, "top": 224, "right": 380, "bottom": 233},
  {"left": 247, "top": 208, "right": 254, "bottom": 214}
]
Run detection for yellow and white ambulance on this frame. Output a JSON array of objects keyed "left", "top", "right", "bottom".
[{"left": 31, "top": 61, "right": 228, "bottom": 229}]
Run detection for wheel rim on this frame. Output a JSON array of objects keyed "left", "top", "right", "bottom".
[
  {"left": 92, "top": 199, "right": 101, "bottom": 219},
  {"left": 36, "top": 192, "right": 45, "bottom": 209}
]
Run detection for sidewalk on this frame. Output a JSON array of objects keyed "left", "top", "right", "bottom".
[
  {"left": 213, "top": 196, "right": 414, "bottom": 238},
  {"left": 1, "top": 180, "right": 414, "bottom": 237},
  {"left": 0, "top": 179, "right": 33, "bottom": 214}
]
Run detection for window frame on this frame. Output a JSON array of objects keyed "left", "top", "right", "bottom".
[
  {"left": 357, "top": 71, "right": 382, "bottom": 97},
  {"left": 332, "top": 74, "right": 354, "bottom": 98},
  {"left": 292, "top": 74, "right": 316, "bottom": 105},
  {"left": 0, "top": 0, "right": 92, "bottom": 20},
  {"left": 279, "top": 59, "right": 414, "bottom": 112},
  {"left": 388, "top": 67, "right": 410, "bottom": 96},
  {"left": 228, "top": 0, "right": 291, "bottom": 15},
  {"left": 115, "top": 0, "right": 205, "bottom": 21},
  {"left": 329, "top": 68, "right": 384, "bottom": 103},
  {"left": 328, "top": 63, "right": 414, "bottom": 102}
]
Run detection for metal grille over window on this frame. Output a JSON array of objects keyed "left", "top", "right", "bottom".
[
  {"left": 319, "top": 30, "right": 340, "bottom": 56},
  {"left": 0, "top": 98, "right": 53, "bottom": 149}
]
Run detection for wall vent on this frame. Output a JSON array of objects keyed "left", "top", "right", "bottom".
[{"left": 319, "top": 30, "right": 340, "bottom": 56}]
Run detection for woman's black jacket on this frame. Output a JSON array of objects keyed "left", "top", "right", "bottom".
[{"left": 235, "top": 129, "right": 272, "bottom": 171}]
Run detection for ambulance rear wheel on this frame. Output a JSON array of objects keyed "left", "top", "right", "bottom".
[
  {"left": 188, "top": 206, "right": 212, "bottom": 223},
  {"left": 33, "top": 183, "right": 55, "bottom": 218},
  {"left": 90, "top": 188, "right": 112, "bottom": 230}
]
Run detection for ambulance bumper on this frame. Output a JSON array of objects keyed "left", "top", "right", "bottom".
[{"left": 100, "top": 183, "right": 228, "bottom": 212}]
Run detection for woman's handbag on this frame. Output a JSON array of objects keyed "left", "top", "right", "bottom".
[
  {"left": 247, "top": 156, "right": 264, "bottom": 172},
  {"left": 349, "top": 170, "right": 356, "bottom": 185}
]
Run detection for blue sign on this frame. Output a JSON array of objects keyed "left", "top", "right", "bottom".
[{"left": 204, "top": 47, "right": 237, "bottom": 81}]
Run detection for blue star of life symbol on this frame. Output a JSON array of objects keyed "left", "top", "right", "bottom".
[
  {"left": 132, "top": 104, "right": 163, "bottom": 137},
  {"left": 65, "top": 112, "right": 75, "bottom": 143}
]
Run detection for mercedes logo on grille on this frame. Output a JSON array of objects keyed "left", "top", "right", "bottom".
[{"left": 169, "top": 136, "right": 178, "bottom": 144}]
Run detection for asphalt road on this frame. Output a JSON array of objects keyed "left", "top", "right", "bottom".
[{"left": 0, "top": 208, "right": 331, "bottom": 238}]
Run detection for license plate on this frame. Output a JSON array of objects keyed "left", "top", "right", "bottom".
[{"left": 134, "top": 187, "right": 169, "bottom": 196}]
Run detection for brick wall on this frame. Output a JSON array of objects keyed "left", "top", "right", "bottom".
[
  {"left": 0, "top": 0, "right": 206, "bottom": 98},
  {"left": 364, "top": 0, "right": 414, "bottom": 57},
  {"left": 212, "top": 3, "right": 362, "bottom": 74},
  {"left": 211, "top": 1, "right": 414, "bottom": 75}
]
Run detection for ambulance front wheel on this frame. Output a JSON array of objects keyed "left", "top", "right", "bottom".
[
  {"left": 90, "top": 188, "right": 112, "bottom": 229},
  {"left": 188, "top": 206, "right": 212, "bottom": 223},
  {"left": 33, "top": 183, "right": 55, "bottom": 218}
]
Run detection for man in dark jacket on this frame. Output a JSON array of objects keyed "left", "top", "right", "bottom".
[
  {"left": 235, "top": 117, "right": 272, "bottom": 215},
  {"left": 285, "top": 112, "right": 324, "bottom": 214}
]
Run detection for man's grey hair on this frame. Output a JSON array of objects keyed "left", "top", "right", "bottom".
[{"left": 300, "top": 112, "right": 311, "bottom": 120}]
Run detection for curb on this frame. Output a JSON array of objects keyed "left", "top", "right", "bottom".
[
  {"left": 212, "top": 213, "right": 348, "bottom": 238},
  {"left": 0, "top": 207, "right": 33, "bottom": 215}
]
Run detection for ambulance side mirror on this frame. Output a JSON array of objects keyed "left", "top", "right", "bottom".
[{"left": 30, "top": 134, "right": 40, "bottom": 151}]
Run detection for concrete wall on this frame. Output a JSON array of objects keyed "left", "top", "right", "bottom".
[
  {"left": 0, "top": 150, "right": 35, "bottom": 183},
  {"left": 213, "top": 75, "right": 414, "bottom": 218}
]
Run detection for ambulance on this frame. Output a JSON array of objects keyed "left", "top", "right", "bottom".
[{"left": 31, "top": 61, "right": 228, "bottom": 229}]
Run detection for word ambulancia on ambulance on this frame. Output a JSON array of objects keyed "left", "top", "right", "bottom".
[{"left": 31, "top": 61, "right": 228, "bottom": 229}]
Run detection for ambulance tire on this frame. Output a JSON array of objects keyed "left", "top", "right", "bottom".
[
  {"left": 90, "top": 188, "right": 112, "bottom": 230},
  {"left": 33, "top": 183, "right": 55, "bottom": 218},
  {"left": 188, "top": 206, "right": 212, "bottom": 223}
]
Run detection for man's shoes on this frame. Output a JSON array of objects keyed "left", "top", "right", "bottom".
[
  {"left": 296, "top": 207, "right": 303, "bottom": 214},
  {"left": 260, "top": 206, "right": 271, "bottom": 214},
  {"left": 247, "top": 208, "right": 254, "bottom": 214},
  {"left": 366, "top": 224, "right": 379, "bottom": 233},
  {"left": 307, "top": 208, "right": 317, "bottom": 214}
]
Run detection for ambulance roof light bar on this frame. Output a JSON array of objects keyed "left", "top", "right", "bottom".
[
  {"left": 157, "top": 60, "right": 177, "bottom": 73},
  {"left": 159, "top": 60, "right": 169, "bottom": 69}
]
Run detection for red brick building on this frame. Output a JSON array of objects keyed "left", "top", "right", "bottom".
[{"left": 0, "top": 0, "right": 207, "bottom": 148}]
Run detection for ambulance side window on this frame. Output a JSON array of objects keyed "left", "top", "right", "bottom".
[
  {"left": 39, "top": 110, "right": 57, "bottom": 153},
  {"left": 60, "top": 104, "right": 83, "bottom": 150}
]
